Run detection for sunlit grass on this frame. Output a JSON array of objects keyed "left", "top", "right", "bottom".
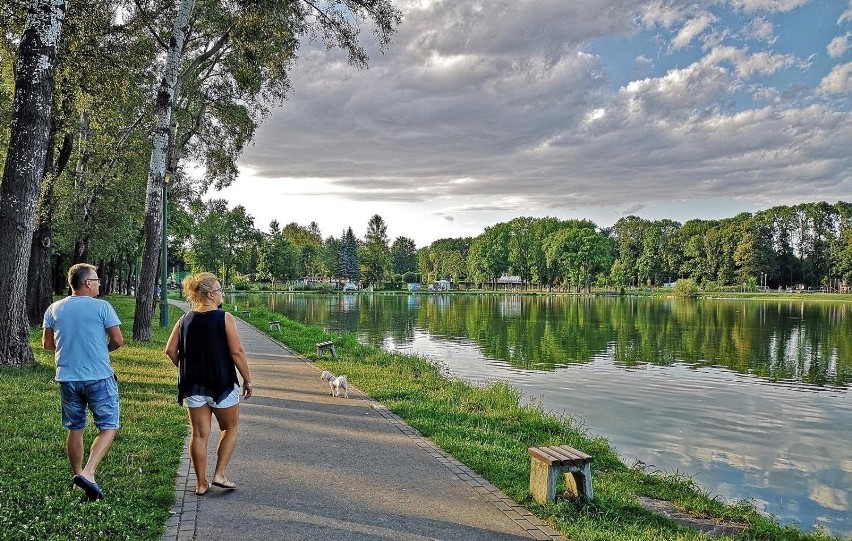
[
  {"left": 0, "top": 297, "right": 185, "bottom": 541},
  {"left": 242, "top": 303, "right": 842, "bottom": 541}
]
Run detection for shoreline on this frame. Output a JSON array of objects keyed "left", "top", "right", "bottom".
[{"left": 216, "top": 288, "right": 852, "bottom": 303}]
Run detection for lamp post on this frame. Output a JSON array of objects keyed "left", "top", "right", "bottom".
[{"left": 160, "top": 167, "right": 172, "bottom": 328}]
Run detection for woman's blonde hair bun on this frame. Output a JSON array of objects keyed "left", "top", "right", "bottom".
[{"left": 182, "top": 272, "right": 220, "bottom": 308}]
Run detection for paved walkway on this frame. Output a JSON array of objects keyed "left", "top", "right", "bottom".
[{"left": 162, "top": 304, "right": 565, "bottom": 541}]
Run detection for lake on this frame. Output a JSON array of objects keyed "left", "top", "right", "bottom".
[{"left": 235, "top": 292, "right": 852, "bottom": 537}]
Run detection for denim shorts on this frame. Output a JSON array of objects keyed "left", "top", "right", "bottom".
[
  {"left": 183, "top": 384, "right": 240, "bottom": 409},
  {"left": 59, "top": 376, "right": 120, "bottom": 430}
]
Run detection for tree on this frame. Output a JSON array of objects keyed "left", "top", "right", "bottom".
[
  {"left": 18, "top": 0, "right": 163, "bottom": 324},
  {"left": 0, "top": 0, "right": 67, "bottom": 366},
  {"left": 184, "top": 199, "right": 228, "bottom": 274},
  {"left": 443, "top": 250, "right": 465, "bottom": 285},
  {"left": 765, "top": 205, "right": 797, "bottom": 286},
  {"left": 467, "top": 224, "right": 510, "bottom": 289},
  {"left": 637, "top": 221, "right": 669, "bottom": 286},
  {"left": 677, "top": 220, "right": 714, "bottom": 283},
  {"left": 733, "top": 222, "right": 772, "bottom": 285},
  {"left": 133, "top": 0, "right": 403, "bottom": 339},
  {"left": 831, "top": 202, "right": 852, "bottom": 288},
  {"left": 133, "top": 0, "right": 195, "bottom": 340},
  {"left": 281, "top": 221, "right": 323, "bottom": 278},
  {"left": 360, "top": 214, "right": 390, "bottom": 287},
  {"left": 798, "top": 202, "right": 836, "bottom": 288},
  {"left": 543, "top": 226, "right": 612, "bottom": 293},
  {"left": 220, "top": 205, "right": 257, "bottom": 284},
  {"left": 338, "top": 228, "right": 360, "bottom": 283},
  {"left": 507, "top": 216, "right": 535, "bottom": 288},
  {"left": 390, "top": 236, "right": 417, "bottom": 274},
  {"left": 420, "top": 237, "right": 471, "bottom": 284},
  {"left": 609, "top": 259, "right": 629, "bottom": 292},
  {"left": 611, "top": 215, "right": 647, "bottom": 287},
  {"left": 258, "top": 234, "right": 300, "bottom": 289},
  {"left": 322, "top": 235, "right": 342, "bottom": 279},
  {"left": 530, "top": 217, "right": 565, "bottom": 288}
]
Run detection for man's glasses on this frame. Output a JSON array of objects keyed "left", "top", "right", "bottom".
[
  {"left": 210, "top": 288, "right": 223, "bottom": 293},
  {"left": 86, "top": 278, "right": 101, "bottom": 284}
]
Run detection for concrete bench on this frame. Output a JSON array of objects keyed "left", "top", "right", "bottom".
[
  {"left": 268, "top": 320, "right": 281, "bottom": 331},
  {"left": 316, "top": 341, "right": 337, "bottom": 359},
  {"left": 237, "top": 310, "right": 251, "bottom": 317},
  {"left": 528, "top": 445, "right": 593, "bottom": 504}
]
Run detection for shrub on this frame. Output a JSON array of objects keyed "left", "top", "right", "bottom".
[
  {"left": 231, "top": 277, "right": 250, "bottom": 291},
  {"left": 672, "top": 278, "right": 698, "bottom": 298}
]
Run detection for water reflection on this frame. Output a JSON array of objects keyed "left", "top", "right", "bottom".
[
  {"left": 244, "top": 292, "right": 852, "bottom": 536},
  {"left": 254, "top": 294, "right": 852, "bottom": 388}
]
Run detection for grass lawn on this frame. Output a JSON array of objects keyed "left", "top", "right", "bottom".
[{"left": 0, "top": 297, "right": 186, "bottom": 541}]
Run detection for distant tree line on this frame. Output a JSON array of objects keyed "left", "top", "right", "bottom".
[
  {"left": 166, "top": 200, "right": 852, "bottom": 294},
  {"left": 170, "top": 208, "right": 420, "bottom": 289},
  {"left": 423, "top": 202, "right": 852, "bottom": 292}
]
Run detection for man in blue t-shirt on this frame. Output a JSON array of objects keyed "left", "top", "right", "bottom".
[{"left": 43, "top": 264, "right": 124, "bottom": 500}]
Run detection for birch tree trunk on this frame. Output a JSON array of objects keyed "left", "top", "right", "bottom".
[
  {"left": 132, "top": 0, "right": 195, "bottom": 340},
  {"left": 0, "top": 0, "right": 66, "bottom": 367}
]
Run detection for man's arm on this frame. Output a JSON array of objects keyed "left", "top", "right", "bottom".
[
  {"left": 42, "top": 327, "right": 56, "bottom": 351},
  {"left": 106, "top": 326, "right": 124, "bottom": 352}
]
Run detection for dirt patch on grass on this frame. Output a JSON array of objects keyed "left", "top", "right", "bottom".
[{"left": 638, "top": 496, "right": 749, "bottom": 537}]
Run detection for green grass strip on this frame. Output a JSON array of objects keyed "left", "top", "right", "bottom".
[
  {"left": 0, "top": 296, "right": 185, "bottom": 541},
  {"left": 244, "top": 304, "right": 841, "bottom": 541}
]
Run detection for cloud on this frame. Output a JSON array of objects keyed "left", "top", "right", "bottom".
[
  {"left": 728, "top": 0, "right": 809, "bottom": 13},
  {"left": 827, "top": 33, "right": 851, "bottom": 59},
  {"left": 819, "top": 62, "right": 852, "bottom": 94},
  {"left": 671, "top": 13, "right": 716, "bottom": 50},
  {"left": 839, "top": 3, "right": 852, "bottom": 24},
  {"left": 742, "top": 17, "right": 777, "bottom": 44}
]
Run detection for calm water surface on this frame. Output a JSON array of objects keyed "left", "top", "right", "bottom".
[{"left": 237, "top": 293, "right": 852, "bottom": 537}]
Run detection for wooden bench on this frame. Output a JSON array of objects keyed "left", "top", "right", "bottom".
[
  {"left": 267, "top": 320, "right": 281, "bottom": 331},
  {"left": 316, "top": 341, "right": 337, "bottom": 359},
  {"left": 528, "top": 445, "right": 593, "bottom": 504}
]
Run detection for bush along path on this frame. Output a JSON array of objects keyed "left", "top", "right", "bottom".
[{"left": 235, "top": 304, "right": 842, "bottom": 541}]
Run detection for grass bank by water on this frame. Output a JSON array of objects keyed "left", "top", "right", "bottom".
[
  {"left": 239, "top": 303, "right": 842, "bottom": 541},
  {"left": 0, "top": 297, "right": 185, "bottom": 541}
]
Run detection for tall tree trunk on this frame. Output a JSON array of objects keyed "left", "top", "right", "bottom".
[
  {"left": 52, "top": 253, "right": 66, "bottom": 294},
  {"left": 27, "top": 183, "right": 58, "bottom": 326},
  {"left": 0, "top": 0, "right": 66, "bottom": 367},
  {"left": 27, "top": 131, "right": 72, "bottom": 326},
  {"left": 104, "top": 258, "right": 116, "bottom": 295},
  {"left": 133, "top": 0, "right": 194, "bottom": 340}
]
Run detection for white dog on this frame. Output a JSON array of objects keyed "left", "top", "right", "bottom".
[{"left": 320, "top": 370, "right": 349, "bottom": 398}]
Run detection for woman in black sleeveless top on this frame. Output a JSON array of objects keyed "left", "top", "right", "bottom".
[{"left": 165, "top": 272, "right": 253, "bottom": 495}]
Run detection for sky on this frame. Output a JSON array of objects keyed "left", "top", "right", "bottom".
[{"left": 213, "top": 0, "right": 852, "bottom": 248}]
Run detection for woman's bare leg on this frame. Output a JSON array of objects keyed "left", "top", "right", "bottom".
[
  {"left": 188, "top": 405, "right": 213, "bottom": 494},
  {"left": 211, "top": 404, "right": 240, "bottom": 486}
]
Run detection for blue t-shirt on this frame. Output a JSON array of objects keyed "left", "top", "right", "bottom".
[{"left": 43, "top": 296, "right": 122, "bottom": 382}]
